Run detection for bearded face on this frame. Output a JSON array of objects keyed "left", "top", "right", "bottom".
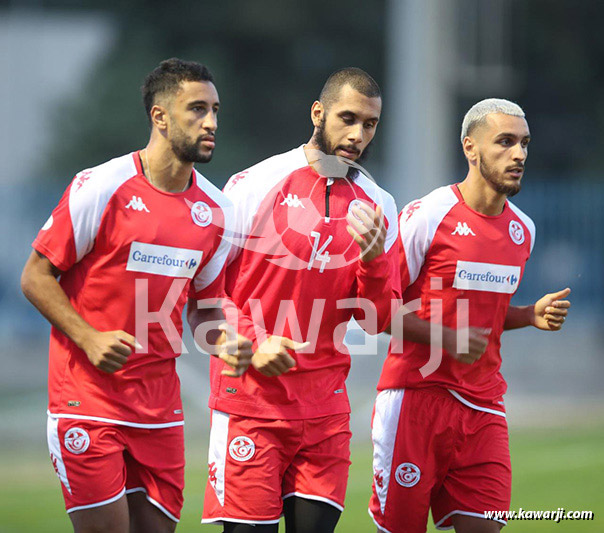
[
  {"left": 479, "top": 153, "right": 522, "bottom": 197},
  {"left": 169, "top": 119, "right": 213, "bottom": 163}
]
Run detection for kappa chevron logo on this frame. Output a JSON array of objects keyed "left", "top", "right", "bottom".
[
  {"left": 451, "top": 222, "right": 475, "bottom": 236},
  {"left": 126, "top": 196, "right": 150, "bottom": 212},
  {"left": 280, "top": 193, "right": 305, "bottom": 208}
]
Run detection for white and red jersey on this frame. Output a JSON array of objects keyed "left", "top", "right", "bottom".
[
  {"left": 379, "top": 184, "right": 535, "bottom": 415},
  {"left": 33, "top": 151, "right": 232, "bottom": 427},
  {"left": 211, "top": 146, "right": 400, "bottom": 420}
]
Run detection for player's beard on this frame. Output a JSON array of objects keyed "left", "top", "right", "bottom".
[
  {"left": 313, "top": 118, "right": 371, "bottom": 178},
  {"left": 480, "top": 157, "right": 521, "bottom": 197},
  {"left": 170, "top": 122, "right": 213, "bottom": 164}
]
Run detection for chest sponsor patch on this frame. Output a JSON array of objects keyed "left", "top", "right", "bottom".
[
  {"left": 126, "top": 241, "right": 203, "bottom": 278},
  {"left": 453, "top": 260, "right": 521, "bottom": 294}
]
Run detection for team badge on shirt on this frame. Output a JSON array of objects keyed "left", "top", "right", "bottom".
[
  {"left": 191, "top": 201, "right": 213, "bottom": 227},
  {"left": 228, "top": 436, "right": 255, "bottom": 462},
  {"left": 509, "top": 220, "right": 525, "bottom": 245},
  {"left": 64, "top": 427, "right": 90, "bottom": 455},
  {"left": 395, "top": 462, "right": 421, "bottom": 487}
]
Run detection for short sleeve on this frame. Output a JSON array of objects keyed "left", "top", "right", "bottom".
[{"left": 32, "top": 172, "right": 99, "bottom": 271}]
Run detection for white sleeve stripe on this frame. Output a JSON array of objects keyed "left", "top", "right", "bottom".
[
  {"left": 507, "top": 201, "right": 536, "bottom": 253},
  {"left": 193, "top": 169, "right": 233, "bottom": 209},
  {"left": 400, "top": 186, "right": 458, "bottom": 285},
  {"left": 193, "top": 207, "right": 233, "bottom": 292},
  {"left": 352, "top": 173, "right": 398, "bottom": 253},
  {"left": 193, "top": 236, "right": 229, "bottom": 292},
  {"left": 69, "top": 154, "right": 138, "bottom": 262},
  {"left": 190, "top": 171, "right": 235, "bottom": 292},
  {"left": 224, "top": 147, "right": 308, "bottom": 265}
]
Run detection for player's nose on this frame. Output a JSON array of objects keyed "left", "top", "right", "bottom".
[
  {"left": 512, "top": 142, "right": 527, "bottom": 162},
  {"left": 203, "top": 111, "right": 218, "bottom": 132},
  {"left": 349, "top": 121, "right": 365, "bottom": 142}
]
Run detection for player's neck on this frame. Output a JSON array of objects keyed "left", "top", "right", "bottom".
[
  {"left": 142, "top": 143, "right": 193, "bottom": 193},
  {"left": 458, "top": 174, "right": 507, "bottom": 216}
]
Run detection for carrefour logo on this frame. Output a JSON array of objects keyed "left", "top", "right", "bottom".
[
  {"left": 127, "top": 242, "right": 203, "bottom": 278},
  {"left": 453, "top": 261, "right": 521, "bottom": 294}
]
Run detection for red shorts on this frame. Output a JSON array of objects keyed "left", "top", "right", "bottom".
[
  {"left": 47, "top": 415, "right": 184, "bottom": 521},
  {"left": 202, "top": 410, "right": 351, "bottom": 526},
  {"left": 368, "top": 388, "right": 511, "bottom": 532}
]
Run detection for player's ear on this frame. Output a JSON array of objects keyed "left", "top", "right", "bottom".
[
  {"left": 150, "top": 104, "right": 169, "bottom": 132},
  {"left": 310, "top": 100, "right": 324, "bottom": 128},
  {"left": 463, "top": 136, "right": 478, "bottom": 164}
]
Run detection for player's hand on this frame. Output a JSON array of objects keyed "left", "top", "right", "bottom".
[
  {"left": 252, "top": 336, "right": 310, "bottom": 377},
  {"left": 215, "top": 323, "right": 254, "bottom": 377},
  {"left": 80, "top": 330, "right": 141, "bottom": 373},
  {"left": 346, "top": 204, "right": 386, "bottom": 262},
  {"left": 532, "top": 287, "right": 571, "bottom": 331},
  {"left": 443, "top": 327, "right": 491, "bottom": 364}
]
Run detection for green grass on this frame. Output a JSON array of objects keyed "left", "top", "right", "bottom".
[{"left": 0, "top": 428, "right": 602, "bottom": 532}]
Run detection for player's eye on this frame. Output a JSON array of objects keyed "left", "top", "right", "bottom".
[
  {"left": 364, "top": 122, "right": 377, "bottom": 130},
  {"left": 341, "top": 114, "right": 356, "bottom": 125}
]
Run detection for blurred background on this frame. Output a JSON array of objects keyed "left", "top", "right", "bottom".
[{"left": 1, "top": 0, "right": 603, "bottom": 531}]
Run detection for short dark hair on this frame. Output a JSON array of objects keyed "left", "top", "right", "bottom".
[
  {"left": 142, "top": 58, "right": 214, "bottom": 122},
  {"left": 319, "top": 67, "right": 381, "bottom": 109}
]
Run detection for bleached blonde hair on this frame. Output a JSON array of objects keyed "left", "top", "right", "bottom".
[{"left": 461, "top": 98, "right": 525, "bottom": 143}]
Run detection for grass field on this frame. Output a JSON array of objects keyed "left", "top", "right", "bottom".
[{"left": 1, "top": 427, "right": 602, "bottom": 532}]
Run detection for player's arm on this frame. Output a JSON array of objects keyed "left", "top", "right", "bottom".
[
  {"left": 347, "top": 203, "right": 398, "bottom": 334},
  {"left": 186, "top": 298, "right": 253, "bottom": 378},
  {"left": 21, "top": 250, "right": 138, "bottom": 373},
  {"left": 388, "top": 306, "right": 490, "bottom": 365},
  {"left": 504, "top": 287, "right": 571, "bottom": 331}
]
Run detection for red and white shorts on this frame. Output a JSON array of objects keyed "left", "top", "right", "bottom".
[
  {"left": 47, "top": 415, "right": 184, "bottom": 521},
  {"left": 202, "top": 410, "right": 352, "bottom": 526},
  {"left": 368, "top": 388, "right": 511, "bottom": 532}
]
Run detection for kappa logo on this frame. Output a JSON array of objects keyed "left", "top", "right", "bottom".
[
  {"left": 451, "top": 222, "right": 476, "bottom": 236},
  {"left": 64, "top": 427, "right": 90, "bottom": 455},
  {"left": 509, "top": 220, "right": 525, "bottom": 245},
  {"left": 126, "top": 196, "right": 150, "bottom": 212},
  {"left": 191, "top": 201, "right": 213, "bottom": 227},
  {"left": 228, "top": 436, "right": 255, "bottom": 462},
  {"left": 395, "top": 462, "right": 421, "bottom": 488},
  {"left": 280, "top": 193, "right": 305, "bottom": 208}
]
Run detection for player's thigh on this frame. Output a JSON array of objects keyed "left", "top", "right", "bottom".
[
  {"left": 69, "top": 495, "right": 129, "bottom": 533},
  {"left": 203, "top": 411, "right": 298, "bottom": 524},
  {"left": 127, "top": 491, "right": 177, "bottom": 533},
  {"left": 223, "top": 522, "right": 279, "bottom": 533},
  {"left": 433, "top": 412, "right": 510, "bottom": 530},
  {"left": 369, "top": 389, "right": 455, "bottom": 533},
  {"left": 283, "top": 496, "right": 341, "bottom": 533},
  {"left": 124, "top": 425, "right": 185, "bottom": 524},
  {"left": 48, "top": 417, "right": 128, "bottom": 518},
  {"left": 283, "top": 413, "right": 351, "bottom": 511}
]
